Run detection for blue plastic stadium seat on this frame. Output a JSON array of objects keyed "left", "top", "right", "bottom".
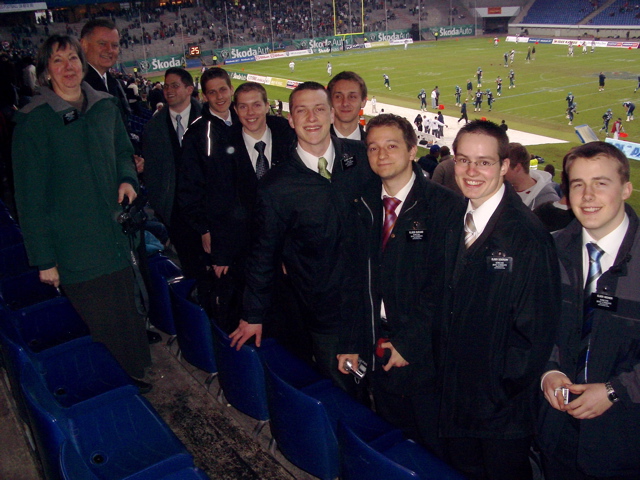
[
  {"left": 156, "top": 467, "right": 210, "bottom": 479},
  {"left": 262, "top": 356, "right": 398, "bottom": 480},
  {"left": 169, "top": 279, "right": 217, "bottom": 386},
  {"left": 0, "top": 270, "right": 60, "bottom": 312},
  {"left": 146, "top": 254, "right": 183, "bottom": 337},
  {"left": 0, "top": 242, "right": 33, "bottom": 278},
  {"left": 58, "top": 394, "right": 194, "bottom": 480},
  {"left": 339, "top": 422, "right": 467, "bottom": 480},
  {"left": 0, "top": 223, "right": 23, "bottom": 249},
  {"left": 210, "top": 319, "right": 269, "bottom": 436}
]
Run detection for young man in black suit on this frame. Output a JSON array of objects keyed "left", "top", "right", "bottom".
[
  {"left": 327, "top": 71, "right": 367, "bottom": 141},
  {"left": 437, "top": 120, "right": 561, "bottom": 479},
  {"left": 142, "top": 67, "right": 205, "bottom": 279},
  {"left": 539, "top": 142, "right": 640, "bottom": 479},
  {"left": 338, "top": 114, "right": 465, "bottom": 454},
  {"left": 230, "top": 82, "right": 373, "bottom": 397}
]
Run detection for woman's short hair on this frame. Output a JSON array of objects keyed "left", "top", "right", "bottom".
[{"left": 36, "top": 35, "right": 86, "bottom": 87}]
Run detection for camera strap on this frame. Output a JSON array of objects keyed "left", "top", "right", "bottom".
[{"left": 128, "top": 233, "right": 149, "bottom": 316}]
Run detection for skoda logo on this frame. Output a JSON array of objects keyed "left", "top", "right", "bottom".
[{"left": 139, "top": 61, "right": 150, "bottom": 71}]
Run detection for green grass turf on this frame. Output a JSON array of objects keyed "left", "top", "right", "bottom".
[{"left": 152, "top": 36, "right": 640, "bottom": 211}]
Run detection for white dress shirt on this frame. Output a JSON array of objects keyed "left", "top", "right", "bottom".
[
  {"left": 296, "top": 142, "right": 335, "bottom": 175},
  {"left": 243, "top": 127, "right": 273, "bottom": 172},
  {"left": 581, "top": 213, "right": 629, "bottom": 287}
]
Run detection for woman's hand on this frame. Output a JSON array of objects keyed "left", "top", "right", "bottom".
[
  {"left": 118, "top": 183, "right": 137, "bottom": 204},
  {"left": 39, "top": 267, "right": 60, "bottom": 288}
]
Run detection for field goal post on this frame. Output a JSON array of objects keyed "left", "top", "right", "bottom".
[{"left": 332, "top": 0, "right": 365, "bottom": 42}]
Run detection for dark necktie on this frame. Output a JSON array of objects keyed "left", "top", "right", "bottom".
[
  {"left": 175, "top": 114, "right": 184, "bottom": 147},
  {"left": 254, "top": 141, "right": 269, "bottom": 179},
  {"left": 382, "top": 196, "right": 401, "bottom": 250},
  {"left": 576, "top": 242, "right": 605, "bottom": 384}
]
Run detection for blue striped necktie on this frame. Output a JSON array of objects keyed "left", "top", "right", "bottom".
[{"left": 576, "top": 242, "right": 604, "bottom": 384}]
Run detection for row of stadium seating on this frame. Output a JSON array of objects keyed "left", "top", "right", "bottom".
[{"left": 0, "top": 203, "right": 209, "bottom": 480}]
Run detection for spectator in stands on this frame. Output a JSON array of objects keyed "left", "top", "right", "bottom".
[
  {"left": 148, "top": 81, "right": 165, "bottom": 112},
  {"left": 338, "top": 114, "right": 465, "bottom": 454},
  {"left": 328, "top": 71, "right": 367, "bottom": 141},
  {"left": 142, "top": 67, "right": 206, "bottom": 282},
  {"left": 230, "top": 82, "right": 374, "bottom": 399},
  {"left": 12, "top": 35, "right": 151, "bottom": 389},
  {"left": 418, "top": 145, "right": 440, "bottom": 178},
  {"left": 432, "top": 146, "right": 463, "bottom": 196},
  {"left": 538, "top": 141, "right": 640, "bottom": 479},
  {"left": 437, "top": 120, "right": 561, "bottom": 479},
  {"left": 504, "top": 142, "right": 560, "bottom": 210}
]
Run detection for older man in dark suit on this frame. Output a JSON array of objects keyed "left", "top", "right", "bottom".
[{"left": 80, "top": 19, "right": 130, "bottom": 125}]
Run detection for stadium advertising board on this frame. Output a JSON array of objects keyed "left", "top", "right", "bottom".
[
  {"left": 292, "top": 36, "right": 354, "bottom": 52},
  {"left": 138, "top": 54, "right": 184, "bottom": 73},
  {"left": 211, "top": 43, "right": 271, "bottom": 63},
  {"left": 507, "top": 36, "right": 639, "bottom": 49},
  {"left": 426, "top": 25, "right": 475, "bottom": 38},
  {"left": 606, "top": 138, "right": 640, "bottom": 161},
  {"left": 367, "top": 30, "right": 411, "bottom": 42}
]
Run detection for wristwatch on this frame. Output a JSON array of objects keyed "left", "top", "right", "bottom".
[{"left": 605, "top": 382, "right": 620, "bottom": 403}]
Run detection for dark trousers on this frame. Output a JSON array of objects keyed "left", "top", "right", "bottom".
[
  {"left": 372, "top": 381, "right": 443, "bottom": 458},
  {"left": 542, "top": 421, "right": 640, "bottom": 480},
  {"left": 64, "top": 268, "right": 151, "bottom": 379},
  {"left": 168, "top": 210, "right": 209, "bottom": 280},
  {"left": 444, "top": 436, "right": 533, "bottom": 480}
]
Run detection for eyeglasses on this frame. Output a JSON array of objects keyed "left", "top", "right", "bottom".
[
  {"left": 454, "top": 157, "right": 500, "bottom": 169},
  {"left": 163, "top": 83, "right": 184, "bottom": 90}
]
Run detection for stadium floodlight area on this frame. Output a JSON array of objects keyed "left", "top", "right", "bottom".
[{"left": 333, "top": 0, "right": 364, "bottom": 37}]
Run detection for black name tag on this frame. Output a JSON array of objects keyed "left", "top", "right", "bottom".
[
  {"left": 590, "top": 293, "right": 618, "bottom": 312},
  {"left": 63, "top": 109, "right": 79, "bottom": 125},
  {"left": 406, "top": 229, "right": 425, "bottom": 241},
  {"left": 340, "top": 154, "right": 356, "bottom": 169},
  {"left": 487, "top": 256, "right": 513, "bottom": 272}
]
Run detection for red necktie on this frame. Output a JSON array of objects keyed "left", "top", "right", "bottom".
[{"left": 382, "top": 196, "right": 401, "bottom": 250}]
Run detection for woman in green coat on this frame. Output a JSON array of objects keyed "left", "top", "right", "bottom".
[{"left": 12, "top": 35, "right": 151, "bottom": 383}]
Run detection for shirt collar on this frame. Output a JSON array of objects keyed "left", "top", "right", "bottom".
[
  {"left": 296, "top": 141, "right": 335, "bottom": 174},
  {"left": 582, "top": 213, "right": 629, "bottom": 260},
  {"left": 209, "top": 107, "right": 232, "bottom": 125},
  {"left": 170, "top": 104, "right": 191, "bottom": 123},
  {"left": 381, "top": 172, "right": 416, "bottom": 204},
  {"left": 334, "top": 125, "right": 362, "bottom": 140},
  {"left": 465, "top": 183, "right": 506, "bottom": 237},
  {"left": 242, "top": 127, "right": 271, "bottom": 151}
]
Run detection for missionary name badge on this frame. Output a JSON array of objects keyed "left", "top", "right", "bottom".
[
  {"left": 487, "top": 250, "right": 513, "bottom": 272},
  {"left": 406, "top": 221, "right": 426, "bottom": 241},
  {"left": 340, "top": 153, "right": 356, "bottom": 170},
  {"left": 589, "top": 292, "right": 618, "bottom": 312}
]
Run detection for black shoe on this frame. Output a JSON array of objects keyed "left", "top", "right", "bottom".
[
  {"left": 131, "top": 377, "right": 153, "bottom": 394},
  {"left": 147, "top": 330, "right": 161, "bottom": 344}
]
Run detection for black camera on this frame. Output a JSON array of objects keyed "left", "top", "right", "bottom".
[{"left": 117, "top": 195, "right": 147, "bottom": 235}]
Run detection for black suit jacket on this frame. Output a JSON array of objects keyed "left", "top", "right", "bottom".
[
  {"left": 350, "top": 164, "right": 465, "bottom": 394},
  {"left": 437, "top": 183, "right": 561, "bottom": 439},
  {"left": 84, "top": 65, "right": 131, "bottom": 124},
  {"left": 538, "top": 205, "right": 640, "bottom": 476},
  {"left": 141, "top": 97, "right": 202, "bottom": 225},
  {"left": 243, "top": 137, "right": 375, "bottom": 335}
]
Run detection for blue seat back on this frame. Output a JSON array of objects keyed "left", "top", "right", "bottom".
[
  {"left": 0, "top": 270, "right": 60, "bottom": 311},
  {"left": 263, "top": 361, "right": 339, "bottom": 480},
  {"left": 147, "top": 254, "right": 183, "bottom": 335},
  {"left": 0, "top": 243, "right": 32, "bottom": 278},
  {"left": 169, "top": 280, "right": 217, "bottom": 375},
  {"left": 210, "top": 320, "right": 269, "bottom": 421},
  {"left": 338, "top": 421, "right": 418, "bottom": 480}
]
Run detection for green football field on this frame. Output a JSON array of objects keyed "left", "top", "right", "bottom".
[{"left": 161, "top": 36, "right": 640, "bottom": 211}]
